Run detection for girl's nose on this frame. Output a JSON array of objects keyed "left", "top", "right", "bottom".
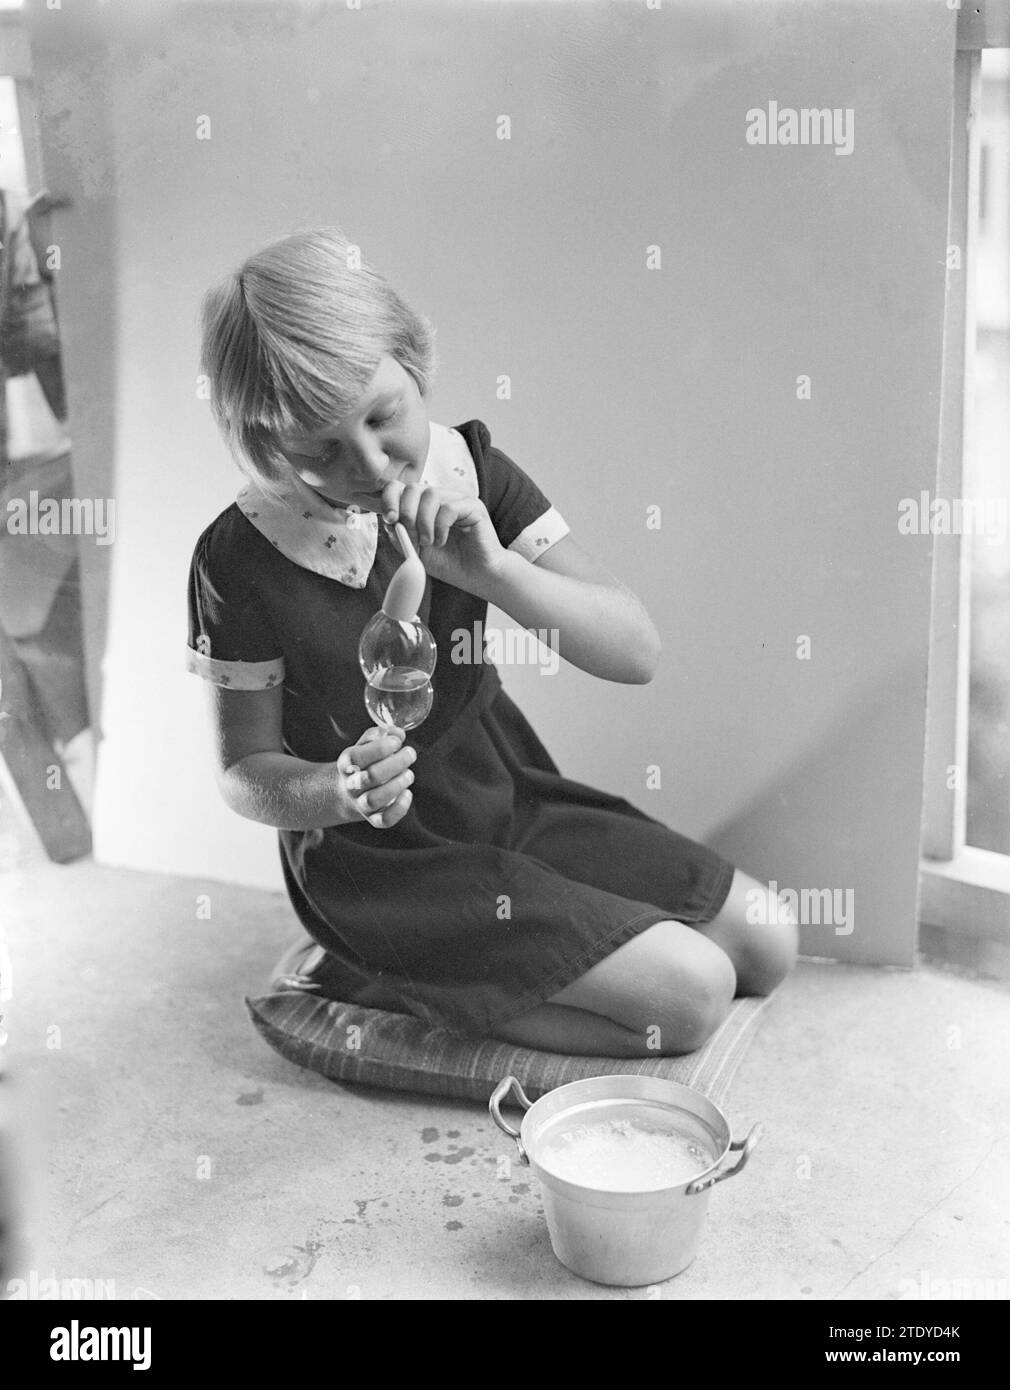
[{"left": 349, "top": 441, "right": 390, "bottom": 483}]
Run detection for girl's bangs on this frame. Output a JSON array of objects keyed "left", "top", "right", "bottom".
[{"left": 259, "top": 338, "right": 377, "bottom": 441}]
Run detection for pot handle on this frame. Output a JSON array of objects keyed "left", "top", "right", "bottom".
[
  {"left": 488, "top": 1075, "right": 534, "bottom": 1165},
  {"left": 686, "top": 1122, "right": 763, "bottom": 1195}
]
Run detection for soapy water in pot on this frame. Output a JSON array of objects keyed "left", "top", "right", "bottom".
[{"left": 538, "top": 1114, "right": 710, "bottom": 1191}]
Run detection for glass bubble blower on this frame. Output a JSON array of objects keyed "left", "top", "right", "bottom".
[{"left": 357, "top": 521, "right": 437, "bottom": 730}]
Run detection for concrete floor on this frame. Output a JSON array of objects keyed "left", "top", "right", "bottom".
[{"left": 2, "top": 861, "right": 1009, "bottom": 1301}]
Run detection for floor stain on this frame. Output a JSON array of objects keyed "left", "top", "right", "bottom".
[
  {"left": 236, "top": 1090, "right": 264, "bottom": 1106},
  {"left": 291, "top": 1238, "right": 323, "bottom": 1283},
  {"left": 421, "top": 1127, "right": 439, "bottom": 1143},
  {"left": 445, "top": 1220, "right": 464, "bottom": 1231},
  {"left": 346, "top": 1194, "right": 391, "bottom": 1224},
  {"left": 441, "top": 1147, "right": 475, "bottom": 1166},
  {"left": 265, "top": 1235, "right": 323, "bottom": 1286},
  {"left": 447, "top": 1130, "right": 461, "bottom": 1138},
  {"left": 442, "top": 1194, "right": 464, "bottom": 1208},
  {"left": 513, "top": 1183, "right": 530, "bottom": 1195}
]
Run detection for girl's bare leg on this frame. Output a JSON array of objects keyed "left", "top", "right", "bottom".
[
  {"left": 492, "top": 1001, "right": 664, "bottom": 1056},
  {"left": 690, "top": 870, "right": 799, "bottom": 996},
  {"left": 493, "top": 919, "right": 737, "bottom": 1057}
]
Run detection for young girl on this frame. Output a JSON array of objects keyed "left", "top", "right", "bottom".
[{"left": 187, "top": 228, "right": 797, "bottom": 1057}]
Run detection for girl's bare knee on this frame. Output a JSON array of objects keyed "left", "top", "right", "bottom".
[
  {"left": 679, "top": 949, "right": 736, "bottom": 1050},
  {"left": 754, "top": 923, "right": 799, "bottom": 994},
  {"left": 645, "top": 933, "right": 736, "bottom": 1054},
  {"left": 738, "top": 894, "right": 800, "bottom": 995},
  {"left": 711, "top": 875, "right": 800, "bottom": 996},
  {"left": 546, "top": 919, "right": 738, "bottom": 1054}
]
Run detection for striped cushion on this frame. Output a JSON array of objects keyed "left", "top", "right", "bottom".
[{"left": 245, "top": 934, "right": 770, "bottom": 1109}]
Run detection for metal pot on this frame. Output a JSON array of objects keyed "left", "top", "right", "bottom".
[{"left": 490, "top": 1073, "right": 761, "bottom": 1287}]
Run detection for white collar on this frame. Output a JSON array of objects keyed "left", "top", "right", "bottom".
[{"left": 235, "top": 420, "right": 477, "bottom": 587}]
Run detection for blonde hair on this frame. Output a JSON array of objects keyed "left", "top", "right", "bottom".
[{"left": 199, "top": 227, "right": 437, "bottom": 492}]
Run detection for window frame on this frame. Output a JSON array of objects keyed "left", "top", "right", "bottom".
[{"left": 919, "top": 8, "right": 1010, "bottom": 948}]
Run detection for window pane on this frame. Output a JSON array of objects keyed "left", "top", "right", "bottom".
[
  {"left": 0, "top": 77, "right": 28, "bottom": 192},
  {"left": 966, "top": 49, "right": 1010, "bottom": 856}
]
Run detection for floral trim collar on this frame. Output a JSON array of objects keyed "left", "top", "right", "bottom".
[{"left": 235, "top": 420, "right": 476, "bottom": 587}]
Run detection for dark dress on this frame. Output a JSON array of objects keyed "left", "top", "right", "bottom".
[{"left": 186, "top": 419, "right": 735, "bottom": 1036}]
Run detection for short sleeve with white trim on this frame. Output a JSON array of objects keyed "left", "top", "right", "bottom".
[
  {"left": 185, "top": 510, "right": 286, "bottom": 690},
  {"left": 469, "top": 427, "right": 570, "bottom": 563}
]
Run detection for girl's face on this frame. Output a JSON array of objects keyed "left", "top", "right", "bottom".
[{"left": 276, "top": 354, "right": 431, "bottom": 511}]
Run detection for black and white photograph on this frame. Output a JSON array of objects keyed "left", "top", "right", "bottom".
[{"left": 0, "top": 0, "right": 1007, "bottom": 1340}]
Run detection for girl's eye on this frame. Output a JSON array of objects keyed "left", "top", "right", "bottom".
[{"left": 291, "top": 407, "right": 398, "bottom": 459}]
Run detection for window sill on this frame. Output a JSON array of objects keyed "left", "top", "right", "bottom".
[{"left": 919, "top": 847, "right": 1010, "bottom": 941}]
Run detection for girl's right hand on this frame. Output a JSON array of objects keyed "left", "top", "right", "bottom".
[{"left": 337, "top": 724, "right": 417, "bottom": 828}]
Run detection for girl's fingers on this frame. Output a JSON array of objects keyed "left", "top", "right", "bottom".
[
  {"left": 358, "top": 766, "right": 415, "bottom": 814},
  {"left": 411, "top": 491, "right": 461, "bottom": 548},
  {"left": 388, "top": 480, "right": 426, "bottom": 530},
  {"left": 359, "top": 722, "right": 401, "bottom": 745},
  {"left": 432, "top": 502, "right": 458, "bottom": 548},
  {"left": 365, "top": 788, "right": 413, "bottom": 828},
  {"left": 352, "top": 729, "right": 403, "bottom": 767},
  {"left": 350, "top": 745, "right": 417, "bottom": 794},
  {"left": 381, "top": 478, "right": 471, "bottom": 548},
  {"left": 341, "top": 739, "right": 416, "bottom": 798},
  {"left": 412, "top": 487, "right": 442, "bottom": 547},
  {"left": 421, "top": 494, "right": 460, "bottom": 549},
  {"left": 381, "top": 478, "right": 407, "bottom": 522},
  {"left": 338, "top": 729, "right": 404, "bottom": 787}
]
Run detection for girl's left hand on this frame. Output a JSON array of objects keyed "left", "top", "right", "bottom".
[{"left": 378, "top": 480, "right": 505, "bottom": 592}]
